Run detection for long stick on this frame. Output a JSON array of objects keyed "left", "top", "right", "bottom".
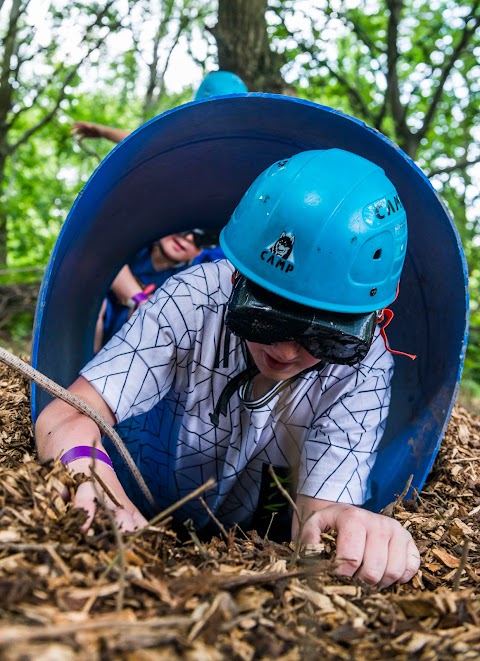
[{"left": 0, "top": 346, "right": 157, "bottom": 510}]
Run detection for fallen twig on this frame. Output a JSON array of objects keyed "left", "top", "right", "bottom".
[
  {"left": 199, "top": 495, "right": 229, "bottom": 539},
  {"left": 380, "top": 474, "right": 414, "bottom": 517},
  {"left": 453, "top": 539, "right": 470, "bottom": 591},
  {"left": 268, "top": 464, "right": 314, "bottom": 565}
]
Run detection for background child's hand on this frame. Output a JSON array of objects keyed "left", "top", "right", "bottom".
[
  {"left": 71, "top": 121, "right": 103, "bottom": 140},
  {"left": 126, "top": 289, "right": 154, "bottom": 319},
  {"left": 293, "top": 495, "right": 420, "bottom": 587}
]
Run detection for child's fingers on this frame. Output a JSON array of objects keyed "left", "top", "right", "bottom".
[
  {"left": 299, "top": 505, "right": 420, "bottom": 586},
  {"left": 354, "top": 527, "right": 390, "bottom": 585},
  {"left": 73, "top": 481, "right": 98, "bottom": 532},
  {"left": 301, "top": 506, "right": 368, "bottom": 577},
  {"left": 332, "top": 509, "right": 369, "bottom": 577},
  {"left": 73, "top": 480, "right": 148, "bottom": 533},
  {"left": 373, "top": 527, "right": 420, "bottom": 588},
  {"left": 398, "top": 539, "right": 421, "bottom": 584},
  {"left": 297, "top": 511, "right": 322, "bottom": 544},
  {"left": 114, "top": 506, "right": 148, "bottom": 532}
]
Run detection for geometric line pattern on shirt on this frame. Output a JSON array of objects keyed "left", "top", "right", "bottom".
[{"left": 81, "top": 259, "right": 394, "bottom": 528}]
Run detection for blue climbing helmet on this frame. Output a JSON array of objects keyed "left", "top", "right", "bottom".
[
  {"left": 194, "top": 71, "right": 248, "bottom": 100},
  {"left": 220, "top": 148, "right": 408, "bottom": 364}
]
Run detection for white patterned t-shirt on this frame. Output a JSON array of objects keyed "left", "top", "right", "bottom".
[{"left": 81, "top": 259, "right": 394, "bottom": 527}]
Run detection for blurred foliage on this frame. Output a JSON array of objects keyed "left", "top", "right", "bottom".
[{"left": 270, "top": 0, "right": 479, "bottom": 402}]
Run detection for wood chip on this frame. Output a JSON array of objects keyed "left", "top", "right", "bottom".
[{"left": 1, "top": 361, "right": 480, "bottom": 658}]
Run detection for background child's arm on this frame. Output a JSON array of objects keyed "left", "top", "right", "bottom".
[
  {"left": 71, "top": 121, "right": 131, "bottom": 144},
  {"left": 110, "top": 265, "right": 143, "bottom": 304},
  {"left": 110, "top": 265, "right": 154, "bottom": 315}
]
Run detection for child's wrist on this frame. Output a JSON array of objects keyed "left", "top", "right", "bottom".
[
  {"left": 60, "top": 445, "right": 113, "bottom": 470},
  {"left": 62, "top": 457, "right": 113, "bottom": 479},
  {"left": 126, "top": 291, "right": 148, "bottom": 310},
  {"left": 126, "top": 284, "right": 156, "bottom": 310}
]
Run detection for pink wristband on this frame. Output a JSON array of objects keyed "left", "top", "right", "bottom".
[{"left": 60, "top": 445, "right": 113, "bottom": 468}]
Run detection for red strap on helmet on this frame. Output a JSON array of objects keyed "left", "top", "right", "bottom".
[
  {"left": 377, "top": 282, "right": 416, "bottom": 360},
  {"left": 377, "top": 307, "right": 416, "bottom": 360}
]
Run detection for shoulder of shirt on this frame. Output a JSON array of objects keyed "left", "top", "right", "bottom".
[
  {"left": 171, "top": 258, "right": 233, "bottom": 282},
  {"left": 158, "top": 258, "right": 234, "bottom": 306}
]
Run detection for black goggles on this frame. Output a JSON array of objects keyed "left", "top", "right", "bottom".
[
  {"left": 180, "top": 228, "right": 220, "bottom": 250},
  {"left": 225, "top": 276, "right": 378, "bottom": 365}
]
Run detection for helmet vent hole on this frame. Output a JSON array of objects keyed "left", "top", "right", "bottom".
[{"left": 373, "top": 249, "right": 382, "bottom": 260}]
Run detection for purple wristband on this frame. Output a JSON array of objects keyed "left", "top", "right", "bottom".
[
  {"left": 60, "top": 445, "right": 114, "bottom": 468},
  {"left": 130, "top": 291, "right": 149, "bottom": 306},
  {"left": 131, "top": 290, "right": 148, "bottom": 303}
]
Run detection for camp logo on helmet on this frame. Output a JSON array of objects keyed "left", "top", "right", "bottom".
[
  {"left": 376, "top": 194, "right": 403, "bottom": 219},
  {"left": 370, "top": 195, "right": 404, "bottom": 221},
  {"left": 260, "top": 231, "right": 295, "bottom": 273}
]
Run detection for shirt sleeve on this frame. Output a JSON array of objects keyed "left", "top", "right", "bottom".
[
  {"left": 81, "top": 274, "right": 197, "bottom": 423},
  {"left": 297, "top": 334, "right": 394, "bottom": 505}
]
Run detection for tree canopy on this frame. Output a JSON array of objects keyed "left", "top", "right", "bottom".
[{"left": 0, "top": 0, "right": 479, "bottom": 394}]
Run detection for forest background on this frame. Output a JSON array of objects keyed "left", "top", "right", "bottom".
[{"left": 0, "top": 0, "right": 479, "bottom": 403}]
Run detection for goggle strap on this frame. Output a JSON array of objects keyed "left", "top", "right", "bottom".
[
  {"left": 210, "top": 363, "right": 259, "bottom": 426},
  {"left": 378, "top": 308, "right": 417, "bottom": 360}
]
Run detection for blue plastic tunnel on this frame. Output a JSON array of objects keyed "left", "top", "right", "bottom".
[{"left": 31, "top": 94, "right": 469, "bottom": 511}]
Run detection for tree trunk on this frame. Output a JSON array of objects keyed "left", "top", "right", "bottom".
[
  {"left": 211, "top": 0, "right": 289, "bottom": 94},
  {"left": 0, "top": 0, "right": 22, "bottom": 268},
  {"left": 0, "top": 150, "right": 8, "bottom": 268}
]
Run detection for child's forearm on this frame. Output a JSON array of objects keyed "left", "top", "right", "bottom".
[
  {"left": 71, "top": 122, "right": 131, "bottom": 144},
  {"left": 110, "top": 265, "right": 143, "bottom": 303},
  {"left": 35, "top": 397, "right": 104, "bottom": 463},
  {"left": 35, "top": 376, "right": 115, "bottom": 464},
  {"left": 98, "top": 125, "right": 131, "bottom": 143},
  {"left": 35, "top": 378, "right": 148, "bottom": 533},
  {"left": 36, "top": 397, "right": 148, "bottom": 534}
]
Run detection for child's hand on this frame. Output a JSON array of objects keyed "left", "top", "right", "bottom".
[
  {"left": 293, "top": 496, "right": 420, "bottom": 588},
  {"left": 35, "top": 377, "right": 148, "bottom": 534},
  {"left": 69, "top": 458, "right": 148, "bottom": 533},
  {"left": 71, "top": 121, "right": 103, "bottom": 141}
]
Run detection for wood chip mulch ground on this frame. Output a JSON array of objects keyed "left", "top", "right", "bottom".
[{"left": 1, "top": 360, "right": 480, "bottom": 660}]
